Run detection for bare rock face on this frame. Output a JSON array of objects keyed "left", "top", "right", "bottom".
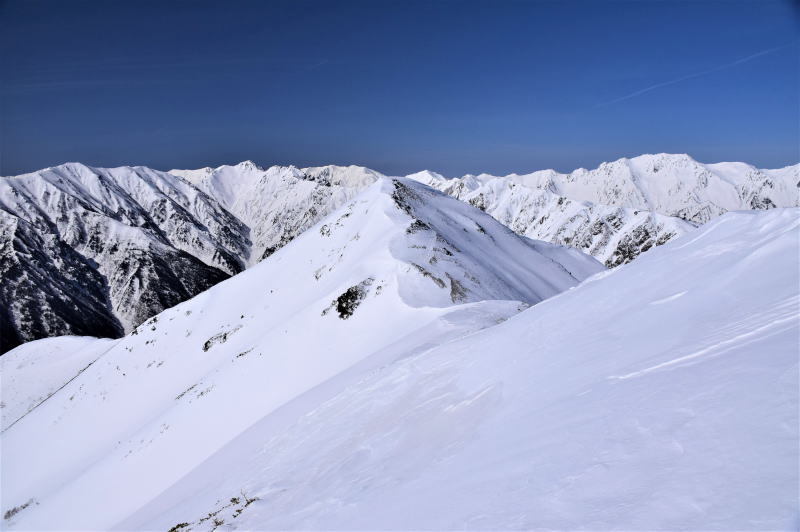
[{"left": 0, "top": 212, "right": 123, "bottom": 352}]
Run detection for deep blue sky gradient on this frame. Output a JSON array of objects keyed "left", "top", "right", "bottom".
[{"left": 1, "top": 0, "right": 798, "bottom": 176}]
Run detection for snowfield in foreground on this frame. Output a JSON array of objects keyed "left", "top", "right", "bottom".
[
  {"left": 121, "top": 208, "right": 798, "bottom": 531},
  {"left": 1, "top": 177, "right": 601, "bottom": 530}
]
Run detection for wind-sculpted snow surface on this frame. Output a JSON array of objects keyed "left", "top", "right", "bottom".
[
  {"left": 119, "top": 209, "right": 795, "bottom": 531},
  {"left": 0, "top": 177, "right": 602, "bottom": 530}
]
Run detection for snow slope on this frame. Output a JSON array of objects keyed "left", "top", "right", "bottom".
[
  {"left": 120, "top": 208, "right": 797, "bottom": 531},
  {"left": 0, "top": 336, "right": 118, "bottom": 431},
  {"left": 0, "top": 177, "right": 602, "bottom": 530}
]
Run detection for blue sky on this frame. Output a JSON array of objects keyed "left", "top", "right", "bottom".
[{"left": 1, "top": 0, "right": 797, "bottom": 176}]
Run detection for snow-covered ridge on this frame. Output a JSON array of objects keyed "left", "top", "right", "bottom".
[
  {"left": 0, "top": 163, "right": 392, "bottom": 352},
  {"left": 424, "top": 176, "right": 696, "bottom": 267},
  {"left": 408, "top": 153, "right": 798, "bottom": 266},
  {"left": 3, "top": 195, "right": 796, "bottom": 529},
  {"left": 2, "top": 154, "right": 794, "bottom": 352},
  {"left": 120, "top": 207, "right": 799, "bottom": 530},
  {"left": 145, "top": 207, "right": 794, "bottom": 531},
  {"left": 169, "top": 162, "right": 385, "bottom": 264},
  {"left": 0, "top": 176, "right": 602, "bottom": 530},
  {"left": 417, "top": 153, "right": 799, "bottom": 223}
]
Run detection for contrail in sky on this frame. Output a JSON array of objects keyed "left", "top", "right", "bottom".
[{"left": 598, "top": 44, "right": 793, "bottom": 107}]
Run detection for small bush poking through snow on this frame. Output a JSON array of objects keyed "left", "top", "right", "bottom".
[{"left": 3, "top": 499, "right": 34, "bottom": 520}]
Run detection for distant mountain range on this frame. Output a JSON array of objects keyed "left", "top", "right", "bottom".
[
  {"left": 408, "top": 153, "right": 798, "bottom": 265},
  {"left": 1, "top": 154, "right": 796, "bottom": 352}
]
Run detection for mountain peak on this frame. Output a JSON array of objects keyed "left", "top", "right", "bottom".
[
  {"left": 405, "top": 170, "right": 447, "bottom": 185},
  {"left": 301, "top": 164, "right": 385, "bottom": 187},
  {"left": 380, "top": 177, "right": 603, "bottom": 307},
  {"left": 233, "top": 160, "right": 263, "bottom": 171}
]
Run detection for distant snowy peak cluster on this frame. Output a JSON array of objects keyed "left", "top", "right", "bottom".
[
  {"left": 408, "top": 153, "right": 799, "bottom": 266},
  {"left": 412, "top": 153, "right": 799, "bottom": 222},
  {"left": 169, "top": 162, "right": 380, "bottom": 264},
  {"left": 410, "top": 172, "right": 695, "bottom": 267},
  {"left": 0, "top": 154, "right": 796, "bottom": 352}
]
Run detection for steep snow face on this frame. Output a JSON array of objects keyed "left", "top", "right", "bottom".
[
  {"left": 170, "top": 162, "right": 386, "bottom": 264},
  {"left": 410, "top": 154, "right": 798, "bottom": 266},
  {"left": 426, "top": 176, "right": 696, "bottom": 267},
  {"left": 114, "top": 208, "right": 796, "bottom": 532},
  {"left": 0, "top": 163, "right": 248, "bottom": 352},
  {"left": 0, "top": 177, "right": 602, "bottom": 531}
]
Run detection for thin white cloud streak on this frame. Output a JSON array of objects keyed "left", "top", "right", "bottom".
[{"left": 597, "top": 44, "right": 793, "bottom": 107}]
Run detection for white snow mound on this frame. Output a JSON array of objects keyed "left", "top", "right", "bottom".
[{"left": 125, "top": 208, "right": 798, "bottom": 531}]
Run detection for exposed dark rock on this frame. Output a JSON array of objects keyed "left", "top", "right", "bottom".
[{"left": 328, "top": 278, "right": 374, "bottom": 320}]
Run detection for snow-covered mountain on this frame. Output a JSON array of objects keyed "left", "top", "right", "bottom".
[
  {"left": 409, "top": 153, "right": 798, "bottom": 267},
  {"left": 0, "top": 163, "right": 250, "bottom": 353},
  {"left": 1, "top": 176, "right": 603, "bottom": 529},
  {"left": 2, "top": 154, "right": 795, "bottom": 353},
  {"left": 0, "top": 163, "right": 386, "bottom": 353},
  {"left": 2, "top": 195, "right": 796, "bottom": 529},
  {"left": 409, "top": 170, "right": 695, "bottom": 267},
  {"left": 148, "top": 208, "right": 794, "bottom": 532},
  {"left": 169, "top": 162, "right": 382, "bottom": 264},
  {"left": 459, "top": 153, "right": 798, "bottom": 223}
]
